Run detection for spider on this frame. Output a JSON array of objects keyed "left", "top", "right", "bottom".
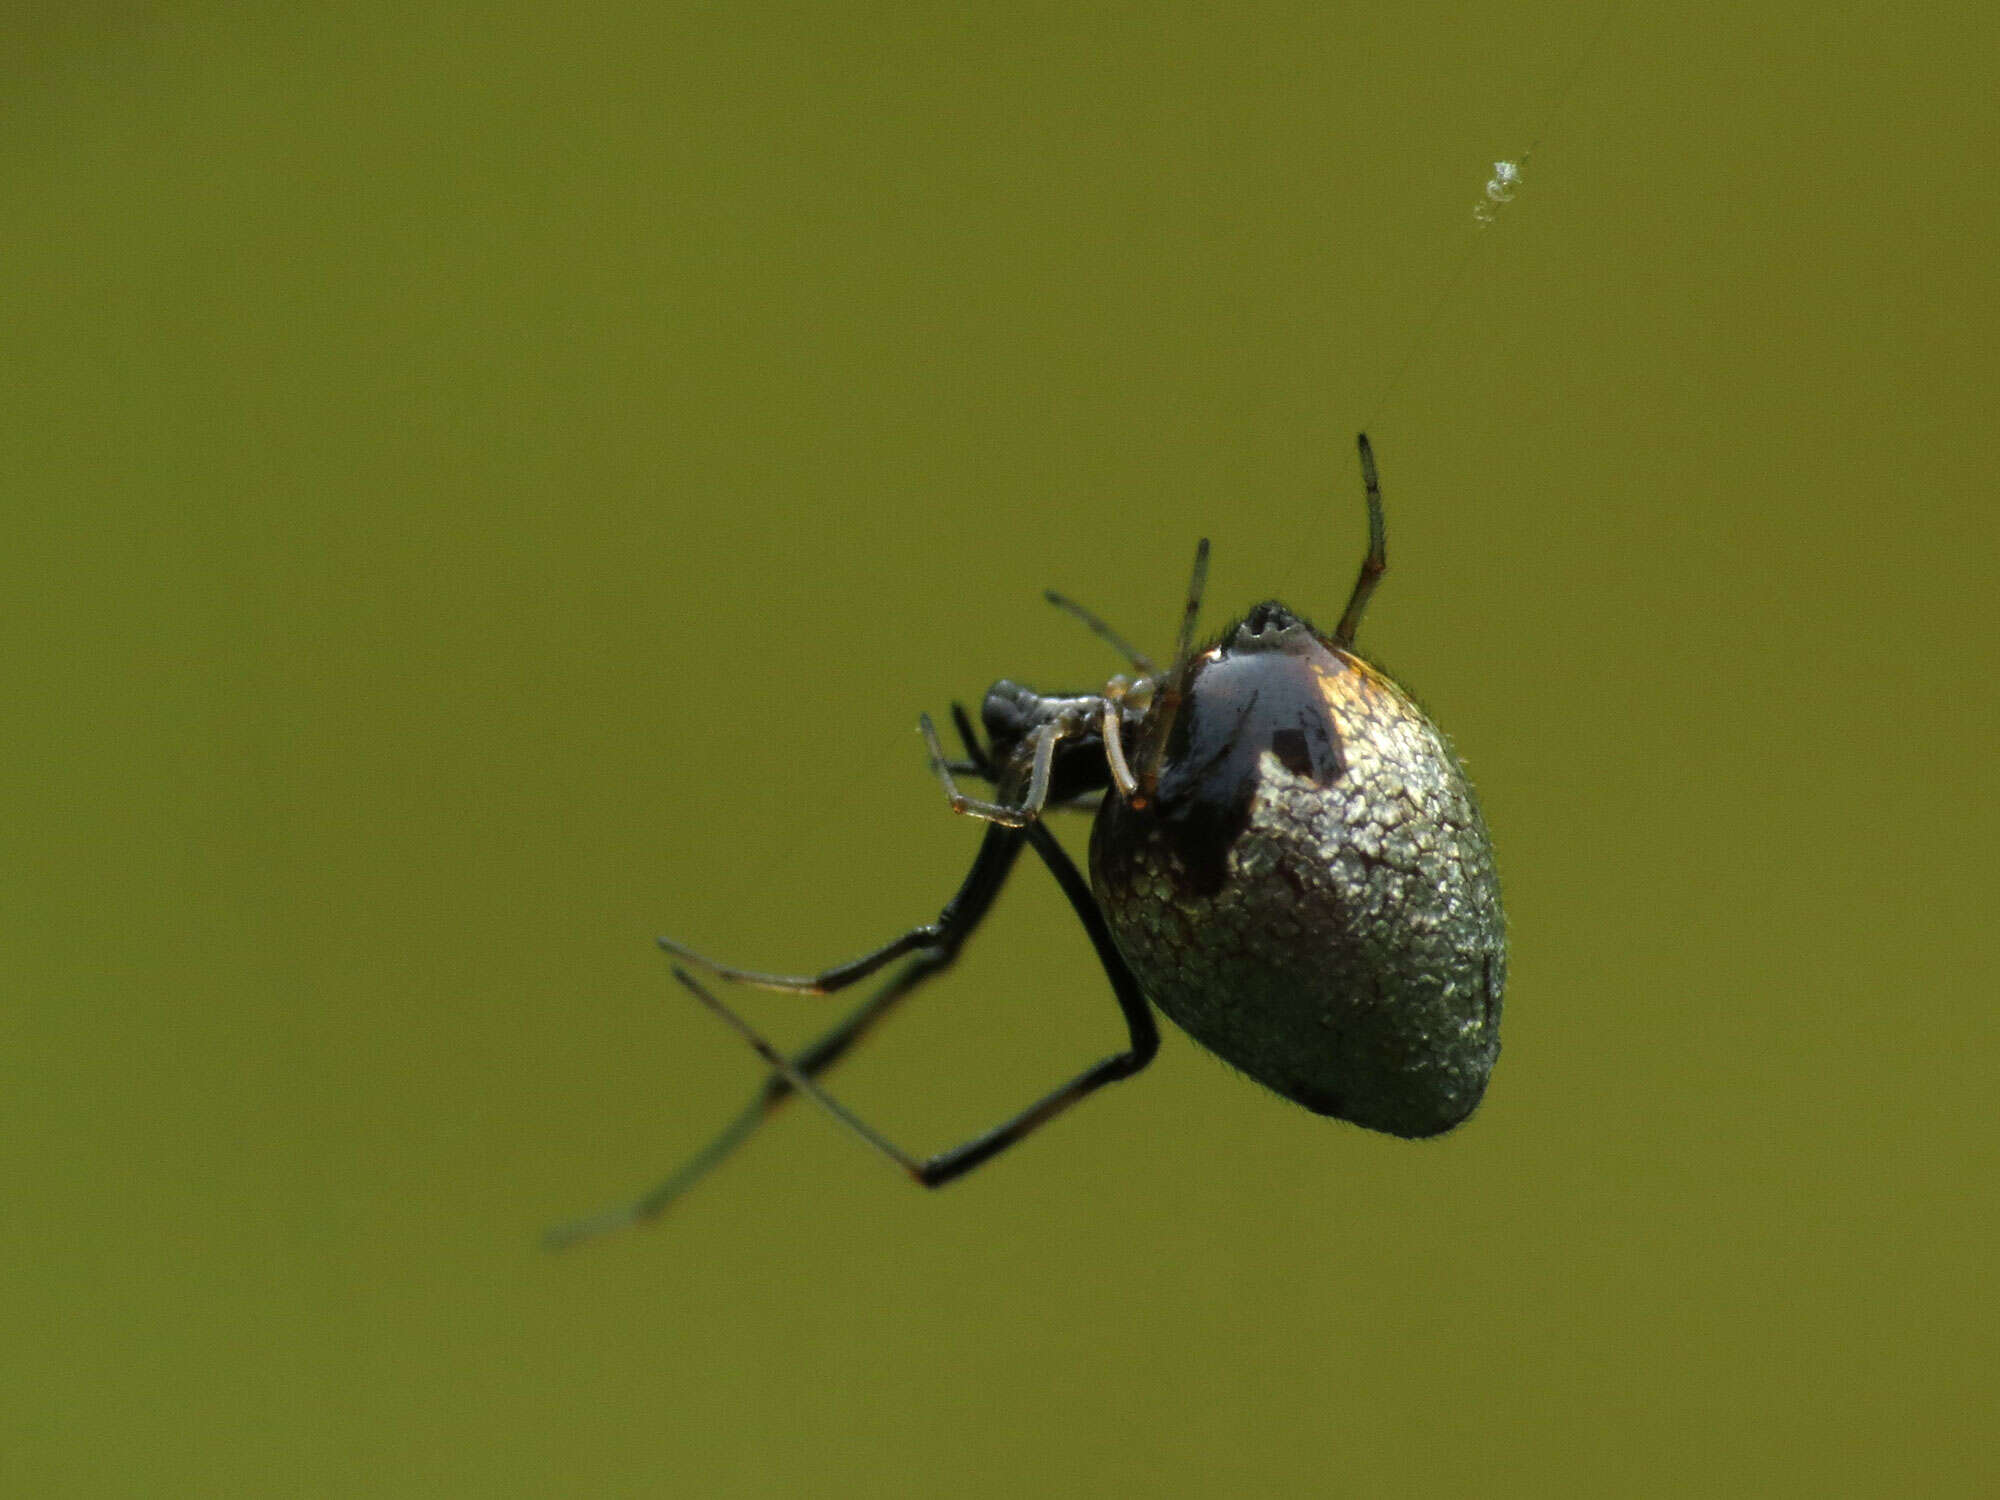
[{"left": 549, "top": 434, "right": 1504, "bottom": 1245}]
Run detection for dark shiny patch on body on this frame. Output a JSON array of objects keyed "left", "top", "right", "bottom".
[
  {"left": 1269, "top": 727, "right": 1314, "bottom": 777},
  {"left": 1146, "top": 640, "right": 1348, "bottom": 896}
]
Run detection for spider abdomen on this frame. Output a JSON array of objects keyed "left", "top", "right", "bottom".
[{"left": 1089, "top": 622, "right": 1505, "bottom": 1138}]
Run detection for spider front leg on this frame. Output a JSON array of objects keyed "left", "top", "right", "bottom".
[
  {"left": 672, "top": 820, "right": 1158, "bottom": 1190},
  {"left": 919, "top": 712, "right": 1071, "bottom": 827},
  {"left": 545, "top": 823, "right": 1030, "bottom": 1245},
  {"left": 942, "top": 700, "right": 996, "bottom": 780},
  {"left": 543, "top": 946, "right": 955, "bottom": 1249}
]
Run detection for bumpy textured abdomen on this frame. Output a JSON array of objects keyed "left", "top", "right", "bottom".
[{"left": 1090, "top": 654, "right": 1504, "bottom": 1137}]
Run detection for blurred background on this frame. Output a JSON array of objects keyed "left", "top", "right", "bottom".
[{"left": 7, "top": 3, "right": 1994, "bottom": 1494}]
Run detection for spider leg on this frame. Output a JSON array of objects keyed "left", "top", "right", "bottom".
[
  {"left": 919, "top": 713, "right": 1065, "bottom": 828},
  {"left": 673, "top": 820, "right": 1158, "bottom": 1189},
  {"left": 547, "top": 824, "right": 1028, "bottom": 1243},
  {"left": 948, "top": 700, "right": 995, "bottom": 778},
  {"left": 542, "top": 946, "right": 953, "bottom": 1248},
  {"left": 658, "top": 821, "right": 1024, "bottom": 994}
]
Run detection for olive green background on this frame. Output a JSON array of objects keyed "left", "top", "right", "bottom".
[{"left": 7, "top": 4, "right": 1993, "bottom": 1494}]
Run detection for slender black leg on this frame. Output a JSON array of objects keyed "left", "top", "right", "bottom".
[
  {"left": 1333, "top": 432, "right": 1387, "bottom": 650},
  {"left": 947, "top": 700, "right": 995, "bottom": 779},
  {"left": 672, "top": 820, "right": 1159, "bottom": 1190},
  {"left": 543, "top": 947, "right": 953, "bottom": 1248},
  {"left": 1137, "top": 538, "right": 1210, "bottom": 803},
  {"left": 546, "top": 825, "right": 1029, "bottom": 1245},
  {"left": 659, "top": 823, "right": 1025, "bottom": 994},
  {"left": 1042, "top": 589, "right": 1158, "bottom": 675}
]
